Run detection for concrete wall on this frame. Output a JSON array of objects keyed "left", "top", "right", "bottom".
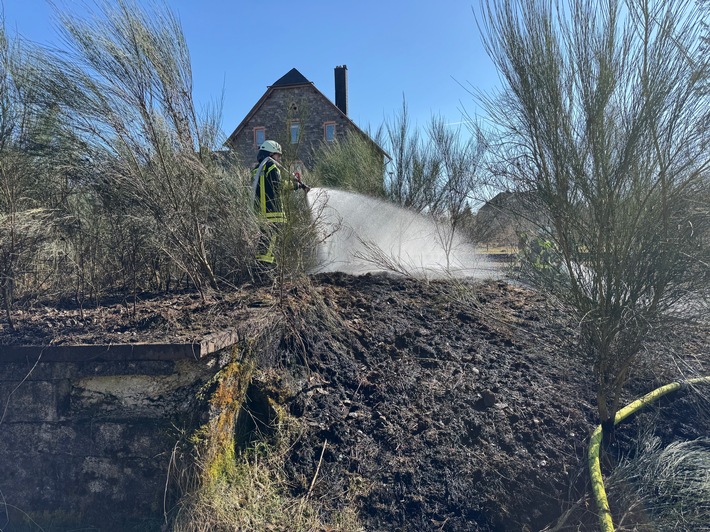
[{"left": 0, "top": 341, "right": 232, "bottom": 531}]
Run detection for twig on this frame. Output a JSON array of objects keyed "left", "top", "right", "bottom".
[
  {"left": 306, "top": 439, "right": 328, "bottom": 499},
  {"left": 1, "top": 348, "right": 44, "bottom": 425},
  {"left": 164, "top": 439, "right": 180, "bottom": 523}
]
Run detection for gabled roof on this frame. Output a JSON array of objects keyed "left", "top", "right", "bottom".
[
  {"left": 226, "top": 68, "right": 388, "bottom": 160},
  {"left": 271, "top": 68, "right": 311, "bottom": 87}
]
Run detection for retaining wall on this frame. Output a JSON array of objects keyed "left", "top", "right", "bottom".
[{"left": 0, "top": 333, "right": 238, "bottom": 531}]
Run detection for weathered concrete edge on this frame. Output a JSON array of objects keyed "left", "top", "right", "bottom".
[{"left": 0, "top": 328, "right": 239, "bottom": 362}]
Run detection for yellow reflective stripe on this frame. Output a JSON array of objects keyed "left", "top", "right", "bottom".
[
  {"left": 256, "top": 233, "right": 278, "bottom": 263},
  {"left": 258, "top": 162, "right": 278, "bottom": 216},
  {"left": 259, "top": 170, "right": 267, "bottom": 215},
  {"left": 265, "top": 212, "right": 287, "bottom": 222}
]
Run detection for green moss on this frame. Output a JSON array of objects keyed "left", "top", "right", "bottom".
[
  {"left": 171, "top": 345, "right": 363, "bottom": 531},
  {"left": 192, "top": 344, "right": 256, "bottom": 483}
]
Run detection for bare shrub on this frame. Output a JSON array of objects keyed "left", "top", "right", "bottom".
[
  {"left": 44, "top": 0, "right": 256, "bottom": 296},
  {"left": 478, "top": 0, "right": 710, "bottom": 431}
]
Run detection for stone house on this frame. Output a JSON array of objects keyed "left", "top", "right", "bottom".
[{"left": 225, "top": 66, "right": 387, "bottom": 173}]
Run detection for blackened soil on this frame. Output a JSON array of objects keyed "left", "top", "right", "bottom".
[
  {"left": 267, "top": 273, "right": 708, "bottom": 531},
  {"left": 2, "top": 272, "right": 707, "bottom": 531},
  {"left": 265, "top": 273, "right": 602, "bottom": 531}
]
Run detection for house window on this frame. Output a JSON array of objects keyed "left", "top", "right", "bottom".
[
  {"left": 290, "top": 121, "right": 300, "bottom": 144},
  {"left": 324, "top": 122, "right": 336, "bottom": 142},
  {"left": 254, "top": 127, "right": 265, "bottom": 147}
]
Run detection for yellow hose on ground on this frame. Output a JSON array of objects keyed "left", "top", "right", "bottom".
[{"left": 588, "top": 376, "right": 710, "bottom": 532}]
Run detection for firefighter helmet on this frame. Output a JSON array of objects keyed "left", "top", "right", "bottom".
[{"left": 260, "top": 140, "right": 282, "bottom": 155}]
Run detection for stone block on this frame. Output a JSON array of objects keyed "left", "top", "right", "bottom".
[
  {"left": 68, "top": 359, "right": 217, "bottom": 419},
  {"left": 0, "top": 380, "right": 58, "bottom": 422}
]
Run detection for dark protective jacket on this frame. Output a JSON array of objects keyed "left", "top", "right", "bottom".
[{"left": 252, "top": 155, "right": 305, "bottom": 222}]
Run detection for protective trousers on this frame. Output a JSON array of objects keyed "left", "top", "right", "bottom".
[{"left": 256, "top": 223, "right": 280, "bottom": 264}]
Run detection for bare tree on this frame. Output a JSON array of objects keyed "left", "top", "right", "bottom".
[
  {"left": 383, "top": 104, "right": 486, "bottom": 215},
  {"left": 427, "top": 115, "right": 486, "bottom": 265},
  {"left": 478, "top": 0, "right": 710, "bottom": 432},
  {"left": 384, "top": 99, "right": 443, "bottom": 212}
]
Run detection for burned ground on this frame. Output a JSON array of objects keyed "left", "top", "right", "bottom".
[
  {"left": 271, "top": 273, "right": 598, "bottom": 531},
  {"left": 1, "top": 272, "right": 708, "bottom": 531}
]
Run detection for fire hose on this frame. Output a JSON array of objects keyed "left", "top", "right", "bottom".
[{"left": 588, "top": 375, "right": 710, "bottom": 532}]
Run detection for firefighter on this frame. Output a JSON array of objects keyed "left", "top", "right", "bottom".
[{"left": 252, "top": 140, "right": 310, "bottom": 266}]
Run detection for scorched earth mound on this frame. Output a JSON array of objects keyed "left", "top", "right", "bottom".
[{"left": 2, "top": 272, "right": 708, "bottom": 531}]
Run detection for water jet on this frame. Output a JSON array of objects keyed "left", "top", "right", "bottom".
[{"left": 307, "top": 188, "right": 502, "bottom": 279}]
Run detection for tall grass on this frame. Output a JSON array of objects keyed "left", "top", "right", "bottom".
[{"left": 172, "top": 439, "right": 362, "bottom": 532}]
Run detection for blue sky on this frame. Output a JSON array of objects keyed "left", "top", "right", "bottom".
[{"left": 2, "top": 0, "right": 500, "bottom": 138}]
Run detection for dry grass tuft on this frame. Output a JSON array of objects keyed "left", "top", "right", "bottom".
[{"left": 607, "top": 435, "right": 710, "bottom": 532}]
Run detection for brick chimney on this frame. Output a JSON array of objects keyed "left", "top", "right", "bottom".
[{"left": 334, "top": 65, "right": 348, "bottom": 116}]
